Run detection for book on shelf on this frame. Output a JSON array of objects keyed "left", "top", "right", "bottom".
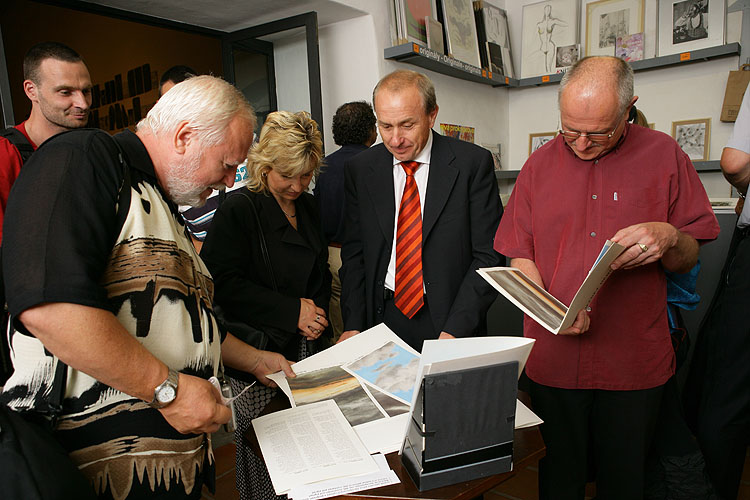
[{"left": 477, "top": 240, "right": 625, "bottom": 334}]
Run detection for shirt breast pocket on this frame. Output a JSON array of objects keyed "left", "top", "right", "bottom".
[{"left": 608, "top": 186, "right": 669, "bottom": 228}]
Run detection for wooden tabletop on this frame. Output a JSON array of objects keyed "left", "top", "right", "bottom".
[{"left": 244, "top": 392, "right": 545, "bottom": 500}]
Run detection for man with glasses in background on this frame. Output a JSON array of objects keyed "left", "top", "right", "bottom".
[{"left": 495, "top": 56, "right": 719, "bottom": 498}]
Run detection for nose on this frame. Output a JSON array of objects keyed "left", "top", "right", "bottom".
[
  {"left": 73, "top": 91, "right": 91, "bottom": 110},
  {"left": 574, "top": 134, "right": 593, "bottom": 151},
  {"left": 224, "top": 168, "right": 237, "bottom": 188},
  {"left": 290, "top": 178, "right": 303, "bottom": 192}
]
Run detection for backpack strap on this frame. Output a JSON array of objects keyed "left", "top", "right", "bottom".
[{"left": 0, "top": 127, "right": 35, "bottom": 163}]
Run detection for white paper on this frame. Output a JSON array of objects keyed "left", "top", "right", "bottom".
[
  {"left": 516, "top": 400, "right": 543, "bottom": 429},
  {"left": 252, "top": 400, "right": 379, "bottom": 495},
  {"left": 288, "top": 453, "right": 399, "bottom": 500},
  {"left": 267, "top": 324, "right": 418, "bottom": 454}
]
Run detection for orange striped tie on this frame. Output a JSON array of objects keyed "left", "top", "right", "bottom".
[{"left": 395, "top": 161, "right": 424, "bottom": 318}]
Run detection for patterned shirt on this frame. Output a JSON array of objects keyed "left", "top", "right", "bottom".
[{"left": 1, "top": 129, "right": 222, "bottom": 499}]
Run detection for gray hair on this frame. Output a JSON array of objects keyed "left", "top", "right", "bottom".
[
  {"left": 137, "top": 75, "right": 256, "bottom": 149},
  {"left": 558, "top": 56, "right": 634, "bottom": 113},
  {"left": 373, "top": 69, "right": 437, "bottom": 115}
]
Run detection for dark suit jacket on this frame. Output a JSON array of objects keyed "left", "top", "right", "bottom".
[
  {"left": 313, "top": 143, "right": 369, "bottom": 244},
  {"left": 201, "top": 188, "right": 331, "bottom": 356},
  {"left": 340, "top": 131, "right": 502, "bottom": 340}
]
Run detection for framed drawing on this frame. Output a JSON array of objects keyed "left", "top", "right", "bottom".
[
  {"left": 476, "top": 2, "right": 514, "bottom": 77},
  {"left": 521, "top": 0, "right": 579, "bottom": 79},
  {"left": 657, "top": 0, "right": 725, "bottom": 56},
  {"left": 671, "top": 118, "right": 710, "bottom": 161},
  {"left": 441, "top": 0, "right": 482, "bottom": 67},
  {"left": 585, "top": 0, "right": 644, "bottom": 57},
  {"left": 529, "top": 132, "right": 558, "bottom": 155}
]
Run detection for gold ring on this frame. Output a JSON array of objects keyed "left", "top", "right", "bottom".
[{"left": 638, "top": 243, "right": 648, "bottom": 253}]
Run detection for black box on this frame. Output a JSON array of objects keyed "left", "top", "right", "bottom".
[{"left": 401, "top": 361, "right": 518, "bottom": 491}]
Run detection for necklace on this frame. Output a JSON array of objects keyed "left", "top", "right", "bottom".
[{"left": 281, "top": 207, "right": 296, "bottom": 218}]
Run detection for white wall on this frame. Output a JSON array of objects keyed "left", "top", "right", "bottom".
[{"left": 273, "top": 31, "right": 311, "bottom": 115}]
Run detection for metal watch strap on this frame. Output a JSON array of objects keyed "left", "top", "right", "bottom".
[{"left": 148, "top": 368, "right": 179, "bottom": 409}]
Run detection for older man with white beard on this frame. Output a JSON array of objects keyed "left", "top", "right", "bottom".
[{"left": 0, "top": 75, "right": 294, "bottom": 500}]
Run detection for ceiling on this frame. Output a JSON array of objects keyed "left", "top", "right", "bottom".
[{"left": 78, "top": 0, "right": 367, "bottom": 33}]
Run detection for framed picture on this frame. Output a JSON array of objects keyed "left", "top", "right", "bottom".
[
  {"left": 529, "top": 132, "right": 558, "bottom": 155},
  {"left": 395, "top": 0, "right": 434, "bottom": 45},
  {"left": 657, "top": 0, "right": 725, "bottom": 56},
  {"left": 585, "top": 0, "right": 644, "bottom": 57},
  {"left": 476, "top": 2, "right": 514, "bottom": 77},
  {"left": 671, "top": 118, "right": 710, "bottom": 161},
  {"left": 555, "top": 43, "right": 580, "bottom": 71},
  {"left": 441, "top": 0, "right": 482, "bottom": 67},
  {"left": 521, "top": 0, "right": 579, "bottom": 79}
]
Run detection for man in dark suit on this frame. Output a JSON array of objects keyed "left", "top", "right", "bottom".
[
  {"left": 339, "top": 69, "right": 502, "bottom": 351},
  {"left": 314, "top": 101, "right": 377, "bottom": 341}
]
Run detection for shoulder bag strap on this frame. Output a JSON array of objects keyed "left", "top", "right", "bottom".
[{"left": 233, "top": 190, "right": 278, "bottom": 292}]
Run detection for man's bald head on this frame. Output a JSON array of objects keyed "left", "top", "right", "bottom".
[{"left": 558, "top": 56, "right": 634, "bottom": 114}]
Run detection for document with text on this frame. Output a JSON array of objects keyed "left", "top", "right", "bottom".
[
  {"left": 252, "top": 399, "right": 379, "bottom": 495},
  {"left": 478, "top": 240, "right": 625, "bottom": 334}
]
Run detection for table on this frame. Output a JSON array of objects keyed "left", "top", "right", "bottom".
[{"left": 244, "top": 392, "right": 545, "bottom": 500}]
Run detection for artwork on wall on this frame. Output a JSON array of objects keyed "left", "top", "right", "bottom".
[
  {"left": 441, "top": 0, "right": 482, "bottom": 67},
  {"left": 425, "top": 16, "right": 445, "bottom": 53},
  {"left": 657, "top": 0, "right": 725, "bottom": 56},
  {"left": 585, "top": 0, "right": 644, "bottom": 57},
  {"left": 615, "top": 32, "right": 645, "bottom": 61},
  {"left": 474, "top": 1, "right": 514, "bottom": 77},
  {"left": 555, "top": 43, "right": 580, "bottom": 71},
  {"left": 521, "top": 0, "right": 579, "bottom": 79},
  {"left": 441, "top": 123, "right": 475, "bottom": 143},
  {"left": 529, "top": 132, "right": 558, "bottom": 155},
  {"left": 672, "top": 118, "right": 710, "bottom": 161}
]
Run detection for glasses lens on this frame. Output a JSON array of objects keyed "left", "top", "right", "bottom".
[
  {"left": 560, "top": 131, "right": 579, "bottom": 140},
  {"left": 586, "top": 133, "right": 610, "bottom": 144}
]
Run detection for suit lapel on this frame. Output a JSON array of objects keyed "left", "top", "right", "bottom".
[
  {"left": 364, "top": 146, "right": 396, "bottom": 244},
  {"left": 423, "top": 132, "right": 457, "bottom": 240}
]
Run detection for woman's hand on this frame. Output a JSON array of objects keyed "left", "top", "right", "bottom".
[{"left": 298, "top": 298, "right": 328, "bottom": 340}]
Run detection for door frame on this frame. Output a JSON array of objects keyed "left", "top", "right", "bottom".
[{"left": 221, "top": 12, "right": 323, "bottom": 149}]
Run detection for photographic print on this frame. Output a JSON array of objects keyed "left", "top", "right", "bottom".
[
  {"left": 288, "top": 366, "right": 385, "bottom": 427},
  {"left": 401, "top": 0, "right": 433, "bottom": 45},
  {"left": 483, "top": 268, "right": 566, "bottom": 332},
  {"left": 672, "top": 118, "right": 710, "bottom": 161},
  {"left": 487, "top": 41, "right": 505, "bottom": 74},
  {"left": 343, "top": 341, "right": 419, "bottom": 404},
  {"left": 365, "top": 385, "right": 410, "bottom": 417},
  {"left": 555, "top": 43, "right": 580, "bottom": 70},
  {"left": 521, "top": 0, "right": 579, "bottom": 79},
  {"left": 529, "top": 132, "right": 558, "bottom": 155},
  {"left": 586, "top": 0, "right": 644, "bottom": 57},
  {"left": 615, "top": 32, "right": 645, "bottom": 61},
  {"left": 658, "top": 0, "right": 725, "bottom": 56},
  {"left": 441, "top": 0, "right": 482, "bottom": 67}
]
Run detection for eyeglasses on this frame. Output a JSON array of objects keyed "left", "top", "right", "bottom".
[{"left": 559, "top": 116, "right": 625, "bottom": 145}]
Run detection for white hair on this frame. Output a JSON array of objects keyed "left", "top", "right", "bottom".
[{"left": 137, "top": 75, "right": 256, "bottom": 148}]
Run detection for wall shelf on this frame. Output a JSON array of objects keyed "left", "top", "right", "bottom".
[
  {"left": 384, "top": 43, "right": 517, "bottom": 87},
  {"left": 495, "top": 160, "right": 720, "bottom": 181},
  {"left": 386, "top": 43, "right": 740, "bottom": 89}
]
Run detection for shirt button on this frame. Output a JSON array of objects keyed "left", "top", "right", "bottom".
[
  {"left": 586, "top": 306, "right": 592, "bottom": 312},
  {"left": 592, "top": 194, "right": 598, "bottom": 200},
  {"left": 594, "top": 160, "right": 599, "bottom": 165},
  {"left": 590, "top": 232, "right": 596, "bottom": 237}
]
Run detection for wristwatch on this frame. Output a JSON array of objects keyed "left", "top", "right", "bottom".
[{"left": 149, "top": 368, "right": 179, "bottom": 409}]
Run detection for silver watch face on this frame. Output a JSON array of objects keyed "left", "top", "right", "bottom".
[{"left": 157, "top": 385, "right": 176, "bottom": 403}]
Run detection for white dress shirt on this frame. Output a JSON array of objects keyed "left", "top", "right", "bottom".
[{"left": 384, "top": 132, "right": 433, "bottom": 292}]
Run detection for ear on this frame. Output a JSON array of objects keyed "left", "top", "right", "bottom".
[
  {"left": 23, "top": 80, "right": 38, "bottom": 102},
  {"left": 427, "top": 104, "right": 439, "bottom": 128},
  {"left": 173, "top": 121, "right": 192, "bottom": 155}
]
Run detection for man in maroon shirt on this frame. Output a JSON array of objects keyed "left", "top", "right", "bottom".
[
  {"left": 495, "top": 56, "right": 719, "bottom": 499},
  {"left": 0, "top": 41, "right": 91, "bottom": 245}
]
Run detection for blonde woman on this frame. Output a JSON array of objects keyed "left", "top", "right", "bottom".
[{"left": 201, "top": 111, "right": 330, "bottom": 500}]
